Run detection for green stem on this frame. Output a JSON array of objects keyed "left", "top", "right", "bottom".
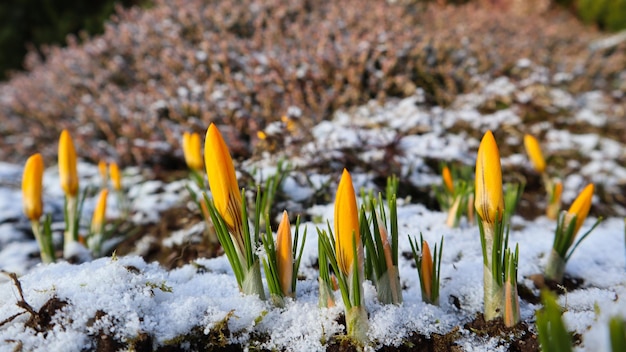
[
  {"left": 544, "top": 249, "right": 566, "bottom": 283},
  {"left": 242, "top": 260, "right": 265, "bottom": 299},
  {"left": 32, "top": 220, "right": 55, "bottom": 264},
  {"left": 483, "top": 265, "right": 503, "bottom": 320},
  {"left": 346, "top": 305, "right": 369, "bottom": 346},
  {"left": 64, "top": 195, "right": 78, "bottom": 257}
]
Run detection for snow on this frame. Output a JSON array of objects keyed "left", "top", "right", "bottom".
[{"left": 1, "top": 76, "right": 626, "bottom": 351}]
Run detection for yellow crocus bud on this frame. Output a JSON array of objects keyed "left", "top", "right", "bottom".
[
  {"left": 91, "top": 189, "right": 109, "bottom": 234},
  {"left": 204, "top": 123, "right": 244, "bottom": 252},
  {"left": 98, "top": 160, "right": 108, "bottom": 185},
  {"left": 22, "top": 154, "right": 44, "bottom": 221},
  {"left": 257, "top": 131, "right": 267, "bottom": 141},
  {"left": 334, "top": 169, "right": 363, "bottom": 276},
  {"left": 523, "top": 134, "right": 546, "bottom": 174},
  {"left": 421, "top": 240, "right": 433, "bottom": 302},
  {"left": 442, "top": 166, "right": 454, "bottom": 194},
  {"left": 182, "top": 132, "right": 203, "bottom": 171},
  {"left": 474, "top": 130, "right": 504, "bottom": 224},
  {"left": 566, "top": 184, "right": 594, "bottom": 238},
  {"left": 276, "top": 210, "right": 293, "bottom": 297},
  {"left": 58, "top": 129, "right": 79, "bottom": 197},
  {"left": 109, "top": 162, "right": 121, "bottom": 191}
]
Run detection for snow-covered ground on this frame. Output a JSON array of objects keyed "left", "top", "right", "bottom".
[{"left": 1, "top": 74, "right": 626, "bottom": 351}]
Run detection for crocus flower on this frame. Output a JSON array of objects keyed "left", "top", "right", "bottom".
[
  {"left": 334, "top": 169, "right": 362, "bottom": 276},
  {"left": 204, "top": 123, "right": 244, "bottom": 252},
  {"left": 523, "top": 134, "right": 546, "bottom": 174},
  {"left": 442, "top": 166, "right": 454, "bottom": 194},
  {"left": 276, "top": 210, "right": 293, "bottom": 297},
  {"left": 182, "top": 132, "right": 203, "bottom": 171},
  {"left": 98, "top": 160, "right": 108, "bottom": 186},
  {"left": 91, "top": 189, "right": 109, "bottom": 234},
  {"left": 58, "top": 130, "right": 78, "bottom": 197},
  {"left": 565, "top": 184, "right": 594, "bottom": 239},
  {"left": 109, "top": 162, "right": 121, "bottom": 191},
  {"left": 22, "top": 154, "right": 44, "bottom": 221},
  {"left": 475, "top": 130, "right": 504, "bottom": 224}
]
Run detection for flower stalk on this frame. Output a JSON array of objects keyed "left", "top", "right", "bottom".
[
  {"left": 475, "top": 130, "right": 519, "bottom": 322},
  {"left": 317, "top": 169, "right": 368, "bottom": 345},
  {"left": 204, "top": 123, "right": 265, "bottom": 299},
  {"left": 409, "top": 234, "right": 443, "bottom": 305},
  {"left": 545, "top": 184, "right": 602, "bottom": 283},
  {"left": 59, "top": 129, "right": 80, "bottom": 257},
  {"left": 22, "top": 154, "right": 55, "bottom": 264}
]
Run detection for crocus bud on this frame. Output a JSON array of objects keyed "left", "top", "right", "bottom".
[
  {"left": 276, "top": 210, "right": 293, "bottom": 297},
  {"left": 98, "top": 160, "right": 108, "bottom": 185},
  {"left": 475, "top": 131, "right": 504, "bottom": 224},
  {"left": 334, "top": 169, "right": 362, "bottom": 276},
  {"left": 442, "top": 166, "right": 454, "bottom": 194},
  {"left": 109, "top": 162, "right": 121, "bottom": 191},
  {"left": 58, "top": 130, "right": 79, "bottom": 197},
  {"left": 566, "top": 184, "right": 594, "bottom": 238},
  {"left": 421, "top": 240, "right": 433, "bottom": 302},
  {"left": 91, "top": 189, "right": 109, "bottom": 234},
  {"left": 22, "top": 154, "right": 44, "bottom": 221},
  {"left": 182, "top": 132, "right": 203, "bottom": 171},
  {"left": 204, "top": 123, "right": 244, "bottom": 252},
  {"left": 523, "top": 134, "right": 546, "bottom": 174}
]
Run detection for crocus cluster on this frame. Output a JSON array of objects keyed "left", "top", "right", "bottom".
[{"left": 21, "top": 130, "right": 123, "bottom": 262}]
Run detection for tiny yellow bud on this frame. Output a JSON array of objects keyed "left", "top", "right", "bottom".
[
  {"left": 109, "top": 162, "right": 121, "bottom": 191},
  {"left": 566, "top": 184, "right": 594, "bottom": 237},
  {"left": 334, "top": 169, "right": 362, "bottom": 276},
  {"left": 421, "top": 240, "right": 433, "bottom": 302},
  {"left": 205, "top": 123, "right": 244, "bottom": 252},
  {"left": 182, "top": 132, "right": 203, "bottom": 171},
  {"left": 523, "top": 134, "right": 546, "bottom": 173},
  {"left": 257, "top": 131, "right": 267, "bottom": 140},
  {"left": 58, "top": 130, "right": 79, "bottom": 197},
  {"left": 98, "top": 160, "right": 108, "bottom": 184},
  {"left": 22, "top": 154, "right": 44, "bottom": 221},
  {"left": 474, "top": 130, "right": 504, "bottom": 224},
  {"left": 91, "top": 189, "right": 109, "bottom": 234},
  {"left": 442, "top": 166, "right": 454, "bottom": 194},
  {"left": 276, "top": 210, "right": 293, "bottom": 297}
]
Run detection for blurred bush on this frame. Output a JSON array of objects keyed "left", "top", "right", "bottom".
[
  {"left": 0, "top": 0, "right": 145, "bottom": 80},
  {"left": 576, "top": 0, "right": 626, "bottom": 31}
]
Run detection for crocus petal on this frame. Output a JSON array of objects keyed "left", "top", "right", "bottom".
[
  {"left": 205, "top": 123, "right": 244, "bottom": 252},
  {"left": 58, "top": 130, "right": 79, "bottom": 197},
  {"left": 276, "top": 210, "right": 293, "bottom": 296},
  {"left": 334, "top": 169, "right": 362, "bottom": 275},
  {"left": 22, "top": 154, "right": 44, "bottom": 221},
  {"left": 109, "top": 162, "right": 121, "bottom": 191},
  {"left": 474, "top": 130, "right": 504, "bottom": 224},
  {"left": 523, "top": 134, "right": 546, "bottom": 174},
  {"left": 91, "top": 189, "right": 108, "bottom": 234},
  {"left": 567, "top": 183, "right": 594, "bottom": 236}
]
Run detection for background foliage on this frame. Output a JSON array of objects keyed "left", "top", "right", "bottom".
[{"left": 0, "top": 0, "right": 146, "bottom": 80}]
